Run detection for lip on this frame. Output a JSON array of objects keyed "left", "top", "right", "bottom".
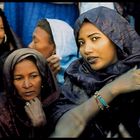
[
  {"left": 24, "top": 91, "right": 35, "bottom": 96},
  {"left": 87, "top": 56, "right": 99, "bottom": 64}
]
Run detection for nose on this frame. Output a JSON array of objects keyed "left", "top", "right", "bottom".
[
  {"left": 23, "top": 79, "right": 32, "bottom": 88},
  {"left": 84, "top": 44, "right": 94, "bottom": 55}
]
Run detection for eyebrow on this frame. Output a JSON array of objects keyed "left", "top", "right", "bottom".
[
  {"left": 14, "top": 71, "right": 39, "bottom": 76},
  {"left": 78, "top": 33, "right": 100, "bottom": 40},
  {"left": 88, "top": 33, "right": 100, "bottom": 38}
]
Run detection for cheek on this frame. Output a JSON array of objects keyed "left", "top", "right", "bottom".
[
  {"left": 0, "top": 31, "right": 5, "bottom": 37},
  {"left": 13, "top": 82, "right": 23, "bottom": 95},
  {"left": 36, "top": 80, "right": 42, "bottom": 89},
  {"left": 35, "top": 79, "right": 42, "bottom": 95},
  {"left": 13, "top": 81, "right": 21, "bottom": 90},
  {"left": 79, "top": 48, "right": 85, "bottom": 57}
]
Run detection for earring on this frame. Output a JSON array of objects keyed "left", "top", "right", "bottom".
[
  {"left": 4, "top": 34, "right": 7, "bottom": 43},
  {"left": 41, "top": 85, "right": 44, "bottom": 88}
]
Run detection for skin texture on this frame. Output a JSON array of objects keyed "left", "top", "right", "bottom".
[
  {"left": 50, "top": 22, "right": 140, "bottom": 137},
  {"left": 78, "top": 22, "right": 118, "bottom": 71},
  {"left": 13, "top": 59, "right": 46, "bottom": 127},
  {"left": 13, "top": 59, "right": 42, "bottom": 101},
  {"left": 29, "top": 27, "right": 60, "bottom": 76},
  {"left": 29, "top": 27, "right": 55, "bottom": 59},
  {"left": 0, "top": 17, "right": 5, "bottom": 44}
]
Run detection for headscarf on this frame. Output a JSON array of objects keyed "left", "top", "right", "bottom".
[
  {"left": 0, "top": 48, "right": 60, "bottom": 137},
  {"left": 46, "top": 18, "right": 78, "bottom": 85},
  {"left": 0, "top": 8, "right": 20, "bottom": 93},
  {"left": 74, "top": 6, "right": 140, "bottom": 76},
  {"left": 3, "top": 48, "right": 59, "bottom": 106},
  {"left": 51, "top": 7, "right": 140, "bottom": 137}
]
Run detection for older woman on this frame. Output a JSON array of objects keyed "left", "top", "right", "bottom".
[
  {"left": 0, "top": 48, "right": 59, "bottom": 138},
  {"left": 28, "top": 18, "right": 78, "bottom": 86},
  {"left": 50, "top": 7, "right": 140, "bottom": 138}
]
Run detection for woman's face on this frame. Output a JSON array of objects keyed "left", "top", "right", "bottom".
[
  {"left": 13, "top": 59, "right": 42, "bottom": 101},
  {"left": 28, "top": 27, "right": 55, "bottom": 59},
  {"left": 0, "top": 17, "right": 5, "bottom": 44},
  {"left": 78, "top": 22, "right": 118, "bottom": 71}
]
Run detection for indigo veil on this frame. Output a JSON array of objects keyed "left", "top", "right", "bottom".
[{"left": 51, "top": 7, "right": 140, "bottom": 138}]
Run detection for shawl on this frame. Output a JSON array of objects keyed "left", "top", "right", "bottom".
[
  {"left": 46, "top": 19, "right": 78, "bottom": 85},
  {"left": 51, "top": 7, "right": 140, "bottom": 138},
  {"left": 0, "top": 48, "right": 59, "bottom": 137},
  {"left": 0, "top": 8, "right": 20, "bottom": 92}
]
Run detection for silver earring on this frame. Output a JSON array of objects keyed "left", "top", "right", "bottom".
[
  {"left": 4, "top": 34, "right": 7, "bottom": 43},
  {"left": 41, "top": 85, "right": 44, "bottom": 88}
]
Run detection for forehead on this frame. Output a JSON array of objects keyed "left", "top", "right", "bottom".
[
  {"left": 14, "top": 59, "right": 37, "bottom": 70},
  {"left": 33, "top": 27, "right": 50, "bottom": 38},
  {"left": 79, "top": 22, "right": 103, "bottom": 36}
]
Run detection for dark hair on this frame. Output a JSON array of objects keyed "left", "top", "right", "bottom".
[{"left": 37, "top": 19, "right": 55, "bottom": 45}]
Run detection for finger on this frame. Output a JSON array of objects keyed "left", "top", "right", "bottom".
[
  {"left": 47, "top": 55, "right": 60, "bottom": 63},
  {"left": 24, "top": 105, "right": 33, "bottom": 118},
  {"left": 50, "top": 63, "right": 61, "bottom": 71},
  {"left": 52, "top": 67, "right": 61, "bottom": 75}
]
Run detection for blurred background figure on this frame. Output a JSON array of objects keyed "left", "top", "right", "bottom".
[
  {"left": 0, "top": 8, "right": 22, "bottom": 93},
  {"left": 29, "top": 18, "right": 78, "bottom": 86},
  {"left": 4, "top": 2, "right": 79, "bottom": 47}
]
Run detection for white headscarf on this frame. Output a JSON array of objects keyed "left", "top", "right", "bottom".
[{"left": 46, "top": 19, "right": 78, "bottom": 85}]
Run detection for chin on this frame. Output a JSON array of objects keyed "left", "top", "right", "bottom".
[
  {"left": 91, "top": 63, "right": 107, "bottom": 71},
  {"left": 23, "top": 96, "right": 34, "bottom": 101}
]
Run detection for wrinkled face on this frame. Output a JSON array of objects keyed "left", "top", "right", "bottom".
[
  {"left": 78, "top": 22, "right": 118, "bottom": 71},
  {"left": 28, "top": 27, "right": 55, "bottom": 59},
  {"left": 0, "top": 17, "right": 5, "bottom": 44},
  {"left": 13, "top": 59, "right": 42, "bottom": 101}
]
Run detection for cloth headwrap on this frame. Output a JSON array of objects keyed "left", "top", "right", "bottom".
[
  {"left": 46, "top": 18, "right": 78, "bottom": 84},
  {"left": 74, "top": 6, "right": 140, "bottom": 76},
  {"left": 3, "top": 48, "right": 59, "bottom": 106}
]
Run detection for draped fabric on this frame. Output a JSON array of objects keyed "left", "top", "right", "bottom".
[
  {"left": 0, "top": 48, "right": 59, "bottom": 138},
  {"left": 46, "top": 19, "right": 78, "bottom": 85},
  {"left": 0, "top": 8, "right": 20, "bottom": 93},
  {"left": 4, "top": 2, "right": 79, "bottom": 47},
  {"left": 51, "top": 7, "right": 140, "bottom": 138}
]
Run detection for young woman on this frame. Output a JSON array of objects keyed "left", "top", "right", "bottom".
[
  {"left": 0, "top": 8, "right": 21, "bottom": 93},
  {"left": 50, "top": 7, "right": 140, "bottom": 138},
  {"left": 0, "top": 48, "right": 59, "bottom": 138}
]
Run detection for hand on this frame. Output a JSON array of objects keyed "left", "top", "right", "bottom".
[
  {"left": 106, "top": 66, "right": 140, "bottom": 96},
  {"left": 24, "top": 97, "right": 46, "bottom": 127},
  {"left": 47, "top": 54, "right": 61, "bottom": 76}
]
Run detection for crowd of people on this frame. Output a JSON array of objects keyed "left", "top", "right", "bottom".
[{"left": 0, "top": 2, "right": 140, "bottom": 138}]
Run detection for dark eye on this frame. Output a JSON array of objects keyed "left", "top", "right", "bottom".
[
  {"left": 91, "top": 37, "right": 99, "bottom": 41},
  {"left": 30, "top": 74, "right": 40, "bottom": 79},
  {"left": 14, "top": 77, "right": 23, "bottom": 81},
  {"left": 0, "top": 27, "right": 4, "bottom": 30},
  {"left": 78, "top": 40, "right": 84, "bottom": 46}
]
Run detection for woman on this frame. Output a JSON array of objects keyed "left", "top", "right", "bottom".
[
  {"left": 29, "top": 18, "right": 78, "bottom": 86},
  {"left": 0, "top": 8, "right": 21, "bottom": 93},
  {"left": 0, "top": 48, "right": 59, "bottom": 138},
  {"left": 4, "top": 2, "right": 79, "bottom": 46},
  {"left": 50, "top": 7, "right": 140, "bottom": 138}
]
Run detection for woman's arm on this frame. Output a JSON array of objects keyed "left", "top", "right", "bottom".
[{"left": 50, "top": 67, "right": 140, "bottom": 137}]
